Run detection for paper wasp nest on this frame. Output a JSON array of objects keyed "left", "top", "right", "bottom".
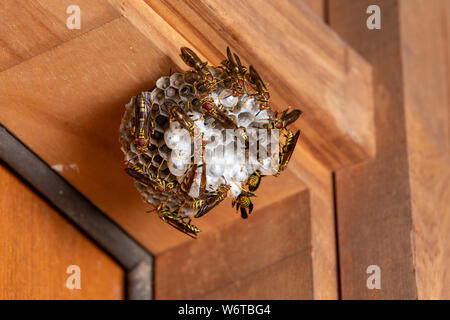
[{"left": 119, "top": 47, "right": 301, "bottom": 238}]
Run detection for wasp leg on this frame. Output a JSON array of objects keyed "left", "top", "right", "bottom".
[
  {"left": 240, "top": 206, "right": 248, "bottom": 219},
  {"left": 248, "top": 201, "right": 254, "bottom": 215}
]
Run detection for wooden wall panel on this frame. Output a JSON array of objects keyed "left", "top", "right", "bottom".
[
  {"left": 0, "top": 17, "right": 187, "bottom": 254},
  {"left": 329, "top": 0, "right": 417, "bottom": 299},
  {"left": 0, "top": 164, "right": 124, "bottom": 300},
  {"left": 400, "top": 0, "right": 450, "bottom": 299},
  {"left": 0, "top": 0, "right": 370, "bottom": 274},
  {"left": 142, "top": 0, "right": 377, "bottom": 299},
  {"left": 301, "top": 0, "right": 326, "bottom": 20},
  {"left": 0, "top": 0, "right": 319, "bottom": 256},
  {"left": 145, "top": 0, "right": 375, "bottom": 171},
  {"left": 201, "top": 252, "right": 313, "bottom": 300},
  {"left": 0, "top": 0, "right": 386, "bottom": 300},
  {"left": 0, "top": 0, "right": 120, "bottom": 71},
  {"left": 155, "top": 191, "right": 313, "bottom": 299}
]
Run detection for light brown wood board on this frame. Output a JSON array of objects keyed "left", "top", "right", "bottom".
[
  {"left": 155, "top": 191, "right": 313, "bottom": 299},
  {"left": 399, "top": 0, "right": 450, "bottom": 299},
  {"left": 302, "top": 0, "right": 326, "bottom": 20},
  {"left": 0, "top": 164, "right": 124, "bottom": 299},
  {"left": 329, "top": 0, "right": 417, "bottom": 299}
]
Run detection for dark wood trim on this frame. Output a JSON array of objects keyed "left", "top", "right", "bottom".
[{"left": 0, "top": 124, "right": 154, "bottom": 300}]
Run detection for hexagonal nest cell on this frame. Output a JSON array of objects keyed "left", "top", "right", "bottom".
[{"left": 119, "top": 47, "right": 302, "bottom": 238}]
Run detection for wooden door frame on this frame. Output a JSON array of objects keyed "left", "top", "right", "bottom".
[{"left": 0, "top": 125, "right": 154, "bottom": 300}]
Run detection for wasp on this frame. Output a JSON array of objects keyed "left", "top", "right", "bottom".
[
  {"left": 183, "top": 198, "right": 206, "bottom": 211},
  {"left": 247, "top": 170, "right": 262, "bottom": 192},
  {"left": 276, "top": 130, "right": 300, "bottom": 175},
  {"left": 166, "top": 99, "right": 197, "bottom": 138},
  {"left": 232, "top": 191, "right": 256, "bottom": 219},
  {"left": 180, "top": 134, "right": 222, "bottom": 217},
  {"left": 195, "top": 184, "right": 231, "bottom": 218},
  {"left": 246, "top": 66, "right": 270, "bottom": 109},
  {"left": 267, "top": 108, "right": 302, "bottom": 131},
  {"left": 155, "top": 204, "right": 201, "bottom": 239},
  {"left": 125, "top": 163, "right": 176, "bottom": 193},
  {"left": 131, "top": 92, "right": 153, "bottom": 154},
  {"left": 198, "top": 94, "right": 237, "bottom": 129},
  {"left": 179, "top": 163, "right": 199, "bottom": 194},
  {"left": 180, "top": 47, "right": 217, "bottom": 94},
  {"left": 178, "top": 131, "right": 207, "bottom": 195},
  {"left": 179, "top": 134, "right": 209, "bottom": 208},
  {"left": 163, "top": 217, "right": 201, "bottom": 239},
  {"left": 220, "top": 47, "right": 248, "bottom": 97}
]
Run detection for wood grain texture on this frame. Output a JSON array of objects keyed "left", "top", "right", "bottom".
[
  {"left": 0, "top": 12, "right": 307, "bottom": 255},
  {"left": 0, "top": 0, "right": 387, "bottom": 300},
  {"left": 0, "top": 0, "right": 335, "bottom": 261},
  {"left": 0, "top": 164, "right": 124, "bottom": 300},
  {"left": 301, "top": 0, "right": 326, "bottom": 20},
  {"left": 399, "top": 0, "right": 450, "bottom": 299},
  {"left": 329, "top": 0, "right": 417, "bottom": 299},
  {"left": 144, "top": 0, "right": 379, "bottom": 299},
  {"left": 146, "top": 0, "right": 375, "bottom": 171},
  {"left": 0, "top": 17, "right": 184, "bottom": 254},
  {"left": 155, "top": 191, "right": 312, "bottom": 299},
  {"left": 201, "top": 252, "right": 313, "bottom": 300},
  {"left": 0, "top": 0, "right": 120, "bottom": 72}
]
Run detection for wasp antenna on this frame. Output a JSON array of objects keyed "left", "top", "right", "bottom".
[
  {"left": 226, "top": 46, "right": 233, "bottom": 62},
  {"left": 234, "top": 53, "right": 244, "bottom": 70},
  {"left": 228, "top": 47, "right": 237, "bottom": 68}
]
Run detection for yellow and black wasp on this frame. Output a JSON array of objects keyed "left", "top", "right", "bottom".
[
  {"left": 247, "top": 170, "right": 262, "bottom": 192},
  {"left": 246, "top": 65, "right": 270, "bottom": 109},
  {"left": 125, "top": 163, "right": 176, "bottom": 193},
  {"left": 177, "top": 134, "right": 207, "bottom": 195},
  {"left": 131, "top": 92, "right": 154, "bottom": 154},
  {"left": 267, "top": 108, "right": 302, "bottom": 131},
  {"left": 197, "top": 94, "right": 238, "bottom": 129},
  {"left": 232, "top": 191, "right": 256, "bottom": 219},
  {"left": 154, "top": 204, "right": 201, "bottom": 239},
  {"left": 195, "top": 184, "right": 231, "bottom": 218},
  {"left": 178, "top": 163, "right": 199, "bottom": 194},
  {"left": 166, "top": 99, "right": 197, "bottom": 138},
  {"left": 180, "top": 47, "right": 218, "bottom": 94},
  {"left": 276, "top": 129, "right": 301, "bottom": 175},
  {"left": 220, "top": 47, "right": 248, "bottom": 97}
]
